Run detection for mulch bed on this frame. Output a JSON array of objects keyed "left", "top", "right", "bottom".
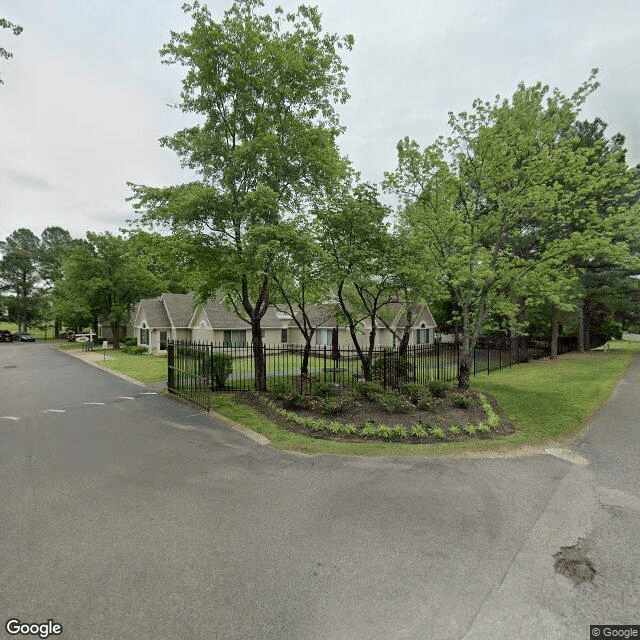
[{"left": 235, "top": 388, "right": 515, "bottom": 444}]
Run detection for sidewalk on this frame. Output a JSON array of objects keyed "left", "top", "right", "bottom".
[{"left": 70, "top": 349, "right": 115, "bottom": 363}]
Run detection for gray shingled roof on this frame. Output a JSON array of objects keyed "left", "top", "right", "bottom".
[
  {"left": 200, "top": 294, "right": 292, "bottom": 329},
  {"left": 376, "top": 302, "right": 437, "bottom": 329},
  {"left": 201, "top": 298, "right": 247, "bottom": 329},
  {"left": 289, "top": 304, "right": 339, "bottom": 329},
  {"left": 139, "top": 297, "right": 171, "bottom": 328},
  {"left": 162, "top": 293, "right": 196, "bottom": 328}
]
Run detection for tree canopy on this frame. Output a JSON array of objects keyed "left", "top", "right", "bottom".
[
  {"left": 384, "top": 70, "right": 639, "bottom": 387},
  {"left": 129, "top": 0, "right": 353, "bottom": 389}
]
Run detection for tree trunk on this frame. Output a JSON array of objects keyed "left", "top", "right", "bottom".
[
  {"left": 510, "top": 330, "right": 519, "bottom": 364},
  {"left": 301, "top": 339, "right": 312, "bottom": 375},
  {"left": 458, "top": 349, "right": 471, "bottom": 389},
  {"left": 550, "top": 304, "right": 559, "bottom": 360},
  {"left": 458, "top": 307, "right": 471, "bottom": 390},
  {"left": 361, "top": 354, "right": 372, "bottom": 382},
  {"left": 583, "top": 301, "right": 591, "bottom": 351},
  {"left": 54, "top": 320, "right": 61, "bottom": 339},
  {"left": 577, "top": 302, "right": 585, "bottom": 353},
  {"left": 252, "top": 320, "right": 267, "bottom": 392},
  {"left": 398, "top": 329, "right": 410, "bottom": 360},
  {"left": 112, "top": 325, "right": 122, "bottom": 348}
]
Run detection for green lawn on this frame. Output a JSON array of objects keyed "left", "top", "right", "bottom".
[
  {"left": 206, "top": 340, "right": 640, "bottom": 456},
  {"left": 470, "top": 340, "right": 640, "bottom": 445},
  {"left": 56, "top": 342, "right": 85, "bottom": 350},
  {"left": 98, "top": 351, "right": 168, "bottom": 384}
]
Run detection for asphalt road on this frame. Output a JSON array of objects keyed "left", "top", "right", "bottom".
[{"left": 0, "top": 343, "right": 638, "bottom": 639}]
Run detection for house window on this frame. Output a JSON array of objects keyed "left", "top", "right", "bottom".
[
  {"left": 223, "top": 330, "right": 246, "bottom": 346},
  {"left": 159, "top": 331, "right": 168, "bottom": 351},
  {"left": 281, "top": 328, "right": 288, "bottom": 343},
  {"left": 416, "top": 324, "right": 429, "bottom": 345},
  {"left": 139, "top": 328, "right": 149, "bottom": 345},
  {"left": 316, "top": 328, "right": 332, "bottom": 346}
]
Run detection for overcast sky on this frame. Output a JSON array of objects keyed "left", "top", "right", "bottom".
[{"left": 1, "top": 0, "right": 639, "bottom": 241}]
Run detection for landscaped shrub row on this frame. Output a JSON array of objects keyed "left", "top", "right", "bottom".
[
  {"left": 268, "top": 379, "right": 465, "bottom": 416},
  {"left": 256, "top": 390, "right": 501, "bottom": 444}
]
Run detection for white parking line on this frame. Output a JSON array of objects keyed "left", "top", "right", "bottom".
[
  {"left": 115, "top": 396, "right": 135, "bottom": 400},
  {"left": 0, "top": 416, "right": 20, "bottom": 421},
  {"left": 42, "top": 409, "right": 66, "bottom": 414},
  {"left": 83, "top": 402, "right": 106, "bottom": 406},
  {"left": 138, "top": 392, "right": 158, "bottom": 395}
]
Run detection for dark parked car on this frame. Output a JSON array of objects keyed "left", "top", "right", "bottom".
[
  {"left": 12, "top": 332, "right": 36, "bottom": 342},
  {"left": 0, "top": 330, "right": 13, "bottom": 342}
]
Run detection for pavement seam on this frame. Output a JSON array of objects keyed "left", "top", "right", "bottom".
[
  {"left": 461, "top": 463, "right": 602, "bottom": 640},
  {"left": 458, "top": 474, "right": 567, "bottom": 640},
  {"left": 460, "top": 460, "right": 596, "bottom": 640}
]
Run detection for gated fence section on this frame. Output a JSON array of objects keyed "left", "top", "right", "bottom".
[{"left": 167, "top": 336, "right": 577, "bottom": 406}]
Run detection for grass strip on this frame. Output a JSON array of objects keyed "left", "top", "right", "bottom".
[
  {"left": 470, "top": 340, "right": 640, "bottom": 445},
  {"left": 97, "top": 352, "right": 168, "bottom": 384}
]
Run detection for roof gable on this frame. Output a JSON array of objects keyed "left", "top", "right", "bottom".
[
  {"left": 162, "top": 293, "right": 196, "bottom": 328},
  {"left": 137, "top": 298, "right": 170, "bottom": 328}
]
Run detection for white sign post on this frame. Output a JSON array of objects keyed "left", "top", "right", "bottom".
[{"left": 103, "top": 340, "right": 108, "bottom": 361}]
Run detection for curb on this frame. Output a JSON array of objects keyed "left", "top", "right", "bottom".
[
  {"left": 54, "top": 346, "right": 271, "bottom": 446},
  {"left": 206, "top": 410, "right": 271, "bottom": 446},
  {"left": 53, "top": 346, "right": 147, "bottom": 388}
]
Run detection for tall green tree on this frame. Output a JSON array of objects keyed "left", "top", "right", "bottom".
[
  {"left": 265, "top": 219, "right": 335, "bottom": 375},
  {"left": 0, "top": 228, "right": 41, "bottom": 330},
  {"left": 39, "top": 226, "right": 75, "bottom": 338},
  {"left": 126, "top": 230, "right": 192, "bottom": 293},
  {"left": 384, "top": 74, "right": 602, "bottom": 388},
  {"left": 54, "top": 233, "right": 162, "bottom": 346},
  {"left": 315, "top": 182, "right": 398, "bottom": 381},
  {"left": 129, "top": 0, "right": 352, "bottom": 390}
]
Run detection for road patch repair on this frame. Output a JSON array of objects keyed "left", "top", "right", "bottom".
[{"left": 554, "top": 540, "right": 596, "bottom": 585}]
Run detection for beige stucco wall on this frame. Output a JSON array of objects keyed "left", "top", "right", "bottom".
[
  {"left": 264, "top": 328, "right": 283, "bottom": 345},
  {"left": 173, "top": 328, "right": 191, "bottom": 342},
  {"left": 136, "top": 309, "right": 149, "bottom": 329}
]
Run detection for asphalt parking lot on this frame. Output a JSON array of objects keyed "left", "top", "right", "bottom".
[{"left": 1, "top": 342, "right": 638, "bottom": 639}]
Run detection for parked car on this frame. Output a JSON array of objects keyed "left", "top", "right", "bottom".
[
  {"left": 12, "top": 332, "right": 36, "bottom": 342},
  {"left": 0, "top": 330, "right": 14, "bottom": 342}
]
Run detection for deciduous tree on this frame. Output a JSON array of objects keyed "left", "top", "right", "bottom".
[
  {"left": 54, "top": 233, "right": 162, "bottom": 346},
  {"left": 0, "top": 228, "right": 41, "bottom": 330},
  {"left": 129, "top": 0, "right": 352, "bottom": 390}
]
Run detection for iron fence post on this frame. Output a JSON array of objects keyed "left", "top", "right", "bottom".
[
  {"left": 167, "top": 342, "right": 174, "bottom": 390},
  {"left": 383, "top": 349, "right": 387, "bottom": 389}
]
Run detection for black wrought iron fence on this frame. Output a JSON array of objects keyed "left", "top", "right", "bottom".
[{"left": 167, "top": 336, "right": 575, "bottom": 406}]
